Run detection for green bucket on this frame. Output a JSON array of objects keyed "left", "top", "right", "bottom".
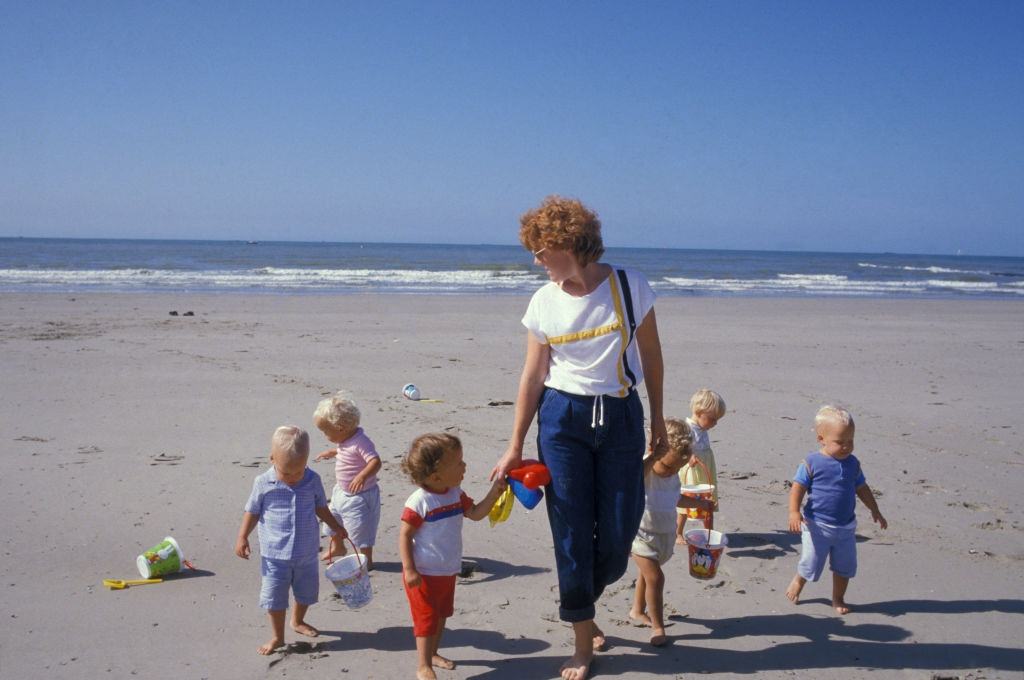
[{"left": 137, "top": 536, "right": 184, "bottom": 578}]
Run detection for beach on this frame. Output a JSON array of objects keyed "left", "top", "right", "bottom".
[{"left": 1, "top": 292, "right": 1022, "bottom": 679}]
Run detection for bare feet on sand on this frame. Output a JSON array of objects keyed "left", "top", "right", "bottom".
[
  {"left": 833, "top": 599, "right": 851, "bottom": 615},
  {"left": 650, "top": 628, "right": 668, "bottom": 647},
  {"left": 432, "top": 654, "right": 456, "bottom": 670},
  {"left": 592, "top": 623, "right": 607, "bottom": 652},
  {"left": 292, "top": 621, "right": 319, "bottom": 637},
  {"left": 560, "top": 653, "right": 592, "bottom": 680},
  {"left": 628, "top": 609, "right": 653, "bottom": 626},
  {"left": 257, "top": 637, "right": 285, "bottom": 655},
  {"left": 785, "top": 574, "right": 806, "bottom": 604},
  {"left": 416, "top": 665, "right": 437, "bottom": 680}
]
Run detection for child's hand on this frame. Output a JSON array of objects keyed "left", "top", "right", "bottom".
[
  {"left": 788, "top": 511, "right": 804, "bottom": 533},
  {"left": 492, "top": 477, "right": 509, "bottom": 492},
  {"left": 403, "top": 567, "right": 422, "bottom": 589},
  {"left": 315, "top": 449, "right": 336, "bottom": 462},
  {"left": 235, "top": 537, "right": 250, "bottom": 559},
  {"left": 873, "top": 511, "right": 888, "bottom": 530}
]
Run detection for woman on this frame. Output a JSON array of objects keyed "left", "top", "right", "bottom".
[{"left": 491, "top": 196, "right": 667, "bottom": 680}]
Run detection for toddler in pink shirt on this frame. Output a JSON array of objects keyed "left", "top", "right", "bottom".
[{"left": 314, "top": 392, "right": 382, "bottom": 568}]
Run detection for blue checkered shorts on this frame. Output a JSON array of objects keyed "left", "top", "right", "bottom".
[{"left": 259, "top": 555, "right": 320, "bottom": 610}]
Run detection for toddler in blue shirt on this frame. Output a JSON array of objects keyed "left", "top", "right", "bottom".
[
  {"left": 786, "top": 406, "right": 887, "bottom": 615},
  {"left": 235, "top": 426, "right": 347, "bottom": 654}
]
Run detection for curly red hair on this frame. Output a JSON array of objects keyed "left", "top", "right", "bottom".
[{"left": 519, "top": 195, "right": 605, "bottom": 266}]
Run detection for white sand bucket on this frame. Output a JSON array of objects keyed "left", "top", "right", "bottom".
[
  {"left": 685, "top": 529, "right": 728, "bottom": 580},
  {"left": 325, "top": 539, "right": 372, "bottom": 609},
  {"left": 137, "top": 536, "right": 185, "bottom": 579}
]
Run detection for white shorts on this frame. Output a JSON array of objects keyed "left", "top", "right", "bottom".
[
  {"left": 631, "top": 528, "right": 675, "bottom": 565},
  {"left": 326, "top": 484, "right": 381, "bottom": 549},
  {"left": 797, "top": 518, "right": 857, "bottom": 581}
]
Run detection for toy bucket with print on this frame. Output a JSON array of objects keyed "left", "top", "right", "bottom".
[
  {"left": 684, "top": 529, "right": 727, "bottom": 580},
  {"left": 325, "top": 539, "right": 372, "bottom": 609},
  {"left": 681, "top": 483, "right": 715, "bottom": 521},
  {"left": 137, "top": 536, "right": 185, "bottom": 579}
]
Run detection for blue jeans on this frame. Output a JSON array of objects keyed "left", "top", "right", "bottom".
[{"left": 537, "top": 387, "right": 646, "bottom": 622}]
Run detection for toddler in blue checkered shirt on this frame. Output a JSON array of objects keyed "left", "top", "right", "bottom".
[{"left": 235, "top": 426, "right": 347, "bottom": 655}]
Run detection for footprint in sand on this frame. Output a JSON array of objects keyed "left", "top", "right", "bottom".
[
  {"left": 151, "top": 453, "right": 185, "bottom": 465},
  {"left": 233, "top": 458, "right": 263, "bottom": 468}
]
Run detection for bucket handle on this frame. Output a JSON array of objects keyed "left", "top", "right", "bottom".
[
  {"left": 686, "top": 454, "right": 711, "bottom": 484},
  {"left": 341, "top": 535, "right": 366, "bottom": 573}
]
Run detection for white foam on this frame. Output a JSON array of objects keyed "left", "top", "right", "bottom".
[
  {"left": 658, "top": 274, "right": 1023, "bottom": 296},
  {"left": 0, "top": 268, "right": 543, "bottom": 291},
  {"left": 857, "top": 262, "right": 990, "bottom": 276}
]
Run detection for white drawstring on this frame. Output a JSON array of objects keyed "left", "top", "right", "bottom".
[{"left": 590, "top": 394, "right": 605, "bottom": 428}]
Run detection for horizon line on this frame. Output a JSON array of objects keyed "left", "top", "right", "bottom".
[{"left": 0, "top": 234, "right": 1013, "bottom": 260}]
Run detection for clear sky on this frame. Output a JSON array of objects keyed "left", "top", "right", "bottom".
[{"left": 2, "top": 2, "right": 1022, "bottom": 255}]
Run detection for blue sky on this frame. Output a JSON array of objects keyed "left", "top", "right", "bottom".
[{"left": 2, "top": 2, "right": 1022, "bottom": 255}]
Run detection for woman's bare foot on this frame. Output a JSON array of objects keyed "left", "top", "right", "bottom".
[
  {"left": 432, "top": 654, "right": 456, "bottom": 670},
  {"left": 785, "top": 574, "right": 805, "bottom": 604},
  {"left": 628, "top": 609, "right": 653, "bottom": 627},
  {"left": 591, "top": 623, "right": 607, "bottom": 652},
  {"left": 560, "top": 652, "right": 592, "bottom": 680},
  {"left": 291, "top": 621, "right": 319, "bottom": 637},
  {"left": 257, "top": 637, "right": 285, "bottom": 655},
  {"left": 650, "top": 627, "right": 667, "bottom": 647},
  {"left": 416, "top": 665, "right": 437, "bottom": 680},
  {"left": 674, "top": 534, "right": 685, "bottom": 546},
  {"left": 833, "top": 599, "right": 851, "bottom": 615}
]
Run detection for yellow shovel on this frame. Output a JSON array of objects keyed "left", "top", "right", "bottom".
[{"left": 103, "top": 578, "right": 162, "bottom": 590}]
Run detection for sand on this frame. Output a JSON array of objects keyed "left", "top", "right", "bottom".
[{"left": 1, "top": 292, "right": 1022, "bottom": 679}]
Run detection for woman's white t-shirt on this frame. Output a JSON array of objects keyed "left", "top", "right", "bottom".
[{"left": 522, "top": 267, "right": 656, "bottom": 397}]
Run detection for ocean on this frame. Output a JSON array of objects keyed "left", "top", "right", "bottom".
[{"left": 1, "top": 237, "right": 1022, "bottom": 299}]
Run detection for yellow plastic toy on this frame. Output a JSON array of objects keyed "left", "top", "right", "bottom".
[
  {"left": 488, "top": 486, "right": 514, "bottom": 527},
  {"left": 103, "top": 578, "right": 162, "bottom": 590}
]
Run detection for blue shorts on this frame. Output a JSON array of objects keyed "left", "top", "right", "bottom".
[
  {"left": 797, "top": 519, "right": 857, "bottom": 581},
  {"left": 260, "top": 555, "right": 319, "bottom": 610}
]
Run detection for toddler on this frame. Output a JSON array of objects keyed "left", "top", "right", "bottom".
[
  {"left": 630, "top": 418, "right": 714, "bottom": 646},
  {"left": 314, "top": 392, "right": 382, "bottom": 568},
  {"left": 675, "top": 388, "right": 726, "bottom": 543},
  {"left": 235, "top": 426, "right": 347, "bottom": 655},
  {"left": 399, "top": 433, "right": 506, "bottom": 680},
  {"left": 786, "top": 405, "right": 887, "bottom": 615}
]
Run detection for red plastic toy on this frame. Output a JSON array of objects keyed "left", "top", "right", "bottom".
[{"left": 508, "top": 459, "right": 551, "bottom": 489}]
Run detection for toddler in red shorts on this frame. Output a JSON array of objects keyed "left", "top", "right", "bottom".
[{"left": 399, "top": 433, "right": 506, "bottom": 680}]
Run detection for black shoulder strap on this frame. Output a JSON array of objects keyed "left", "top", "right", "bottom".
[{"left": 617, "top": 269, "right": 638, "bottom": 390}]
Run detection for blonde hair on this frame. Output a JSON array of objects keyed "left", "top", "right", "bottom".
[
  {"left": 691, "top": 388, "right": 726, "bottom": 419},
  {"left": 272, "top": 425, "right": 310, "bottom": 461},
  {"left": 519, "top": 195, "right": 605, "bottom": 267},
  {"left": 402, "top": 433, "right": 461, "bottom": 486},
  {"left": 664, "top": 418, "right": 694, "bottom": 463},
  {"left": 815, "top": 405, "right": 854, "bottom": 431},
  {"left": 313, "top": 392, "right": 361, "bottom": 431}
]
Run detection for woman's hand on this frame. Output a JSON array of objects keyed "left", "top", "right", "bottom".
[
  {"left": 490, "top": 444, "right": 524, "bottom": 482},
  {"left": 648, "top": 414, "right": 669, "bottom": 459}
]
